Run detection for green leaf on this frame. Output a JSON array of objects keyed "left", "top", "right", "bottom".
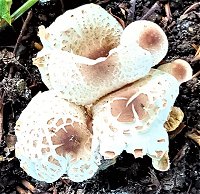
[{"left": 0, "top": 0, "right": 13, "bottom": 25}]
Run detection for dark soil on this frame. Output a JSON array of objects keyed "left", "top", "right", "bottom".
[{"left": 0, "top": 0, "right": 200, "bottom": 193}]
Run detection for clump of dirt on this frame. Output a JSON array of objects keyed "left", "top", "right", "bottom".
[{"left": 0, "top": 0, "right": 200, "bottom": 193}]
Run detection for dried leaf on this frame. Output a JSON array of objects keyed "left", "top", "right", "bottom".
[
  {"left": 108, "top": 8, "right": 126, "bottom": 29},
  {"left": 164, "top": 107, "right": 184, "bottom": 132}
]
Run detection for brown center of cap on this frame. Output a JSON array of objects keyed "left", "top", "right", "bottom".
[
  {"left": 110, "top": 87, "right": 149, "bottom": 122},
  {"left": 172, "top": 63, "right": 187, "bottom": 82},
  {"left": 139, "top": 27, "right": 163, "bottom": 51},
  {"left": 51, "top": 122, "right": 82, "bottom": 157}
]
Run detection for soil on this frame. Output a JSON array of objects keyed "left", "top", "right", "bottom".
[{"left": 0, "top": 0, "right": 200, "bottom": 194}]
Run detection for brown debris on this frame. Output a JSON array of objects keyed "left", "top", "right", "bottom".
[
  {"left": 168, "top": 122, "right": 186, "bottom": 139},
  {"left": 186, "top": 129, "right": 200, "bottom": 146},
  {"left": 21, "top": 180, "right": 38, "bottom": 193},
  {"left": 0, "top": 95, "right": 3, "bottom": 141},
  {"left": 164, "top": 107, "right": 184, "bottom": 132},
  {"left": 172, "top": 143, "right": 190, "bottom": 166},
  {"left": 164, "top": 2, "right": 172, "bottom": 22},
  {"left": 16, "top": 180, "right": 40, "bottom": 194},
  {"left": 191, "top": 43, "right": 200, "bottom": 62},
  {"left": 108, "top": 8, "right": 126, "bottom": 29},
  {"left": 140, "top": 1, "right": 161, "bottom": 20},
  {"left": 13, "top": 11, "right": 33, "bottom": 57},
  {"left": 16, "top": 186, "right": 31, "bottom": 194},
  {"left": 5, "top": 133, "right": 17, "bottom": 149},
  {"left": 182, "top": 2, "right": 200, "bottom": 15},
  {"left": 180, "top": 2, "right": 200, "bottom": 21},
  {"left": 95, "top": 0, "right": 111, "bottom": 5},
  {"left": 33, "top": 42, "right": 43, "bottom": 51},
  {"left": 127, "top": 0, "right": 136, "bottom": 23}
]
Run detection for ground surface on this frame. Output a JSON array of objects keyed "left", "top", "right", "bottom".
[{"left": 0, "top": 0, "right": 200, "bottom": 193}]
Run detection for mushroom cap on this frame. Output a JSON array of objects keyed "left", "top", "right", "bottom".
[
  {"left": 125, "top": 124, "right": 169, "bottom": 161},
  {"left": 15, "top": 91, "right": 99, "bottom": 183},
  {"left": 120, "top": 20, "right": 168, "bottom": 65},
  {"left": 91, "top": 69, "right": 179, "bottom": 160},
  {"left": 33, "top": 3, "right": 123, "bottom": 97},
  {"left": 33, "top": 45, "right": 153, "bottom": 106},
  {"left": 33, "top": 3, "right": 155, "bottom": 106},
  {"left": 157, "top": 59, "right": 193, "bottom": 83},
  {"left": 37, "top": 3, "right": 123, "bottom": 59}
]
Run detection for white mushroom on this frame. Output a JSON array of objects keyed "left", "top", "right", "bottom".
[
  {"left": 15, "top": 3, "right": 191, "bottom": 182},
  {"left": 120, "top": 20, "right": 168, "bottom": 65},
  {"left": 37, "top": 3, "right": 123, "bottom": 57},
  {"left": 34, "top": 45, "right": 153, "bottom": 106},
  {"left": 91, "top": 68, "right": 180, "bottom": 170},
  {"left": 33, "top": 4, "right": 156, "bottom": 106},
  {"left": 15, "top": 91, "right": 100, "bottom": 183}
]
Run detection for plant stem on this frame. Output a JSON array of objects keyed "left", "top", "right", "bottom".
[
  {"left": 0, "top": 0, "right": 38, "bottom": 31},
  {"left": 11, "top": 0, "right": 38, "bottom": 21}
]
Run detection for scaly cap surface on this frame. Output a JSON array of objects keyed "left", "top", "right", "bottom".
[
  {"left": 33, "top": 4, "right": 154, "bottom": 105},
  {"left": 15, "top": 91, "right": 99, "bottom": 183}
]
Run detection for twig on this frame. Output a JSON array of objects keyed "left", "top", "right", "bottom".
[
  {"left": 172, "top": 143, "right": 189, "bottom": 165},
  {"left": 186, "top": 181, "right": 193, "bottom": 194},
  {"left": 127, "top": 0, "right": 137, "bottom": 23},
  {"left": 95, "top": 0, "right": 111, "bottom": 5},
  {"left": 16, "top": 180, "right": 41, "bottom": 193},
  {"left": 164, "top": 2, "right": 172, "bottom": 22},
  {"left": 22, "top": 180, "right": 38, "bottom": 193},
  {"left": 0, "top": 56, "right": 14, "bottom": 142},
  {"left": 0, "top": 50, "right": 20, "bottom": 141},
  {"left": 0, "top": 94, "right": 4, "bottom": 142},
  {"left": 16, "top": 186, "right": 30, "bottom": 194},
  {"left": 182, "top": 2, "right": 200, "bottom": 15},
  {"left": 140, "top": 1, "right": 161, "bottom": 20},
  {"left": 192, "top": 70, "right": 200, "bottom": 78},
  {"left": 13, "top": 10, "right": 33, "bottom": 56},
  {"left": 148, "top": 168, "right": 161, "bottom": 193},
  {"left": 59, "top": 0, "right": 65, "bottom": 13},
  {"left": 191, "top": 44, "right": 200, "bottom": 62}
]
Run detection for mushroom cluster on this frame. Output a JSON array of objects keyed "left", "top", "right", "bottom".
[{"left": 15, "top": 3, "right": 193, "bottom": 183}]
